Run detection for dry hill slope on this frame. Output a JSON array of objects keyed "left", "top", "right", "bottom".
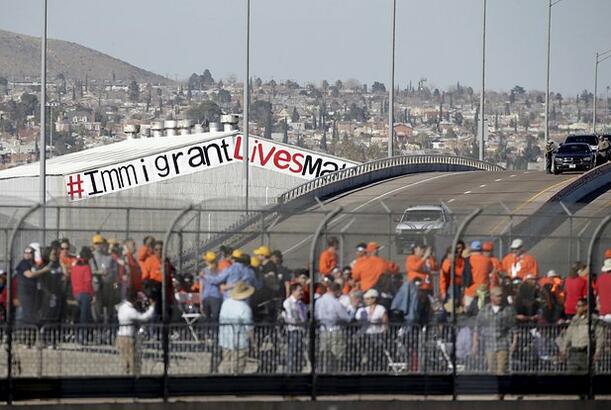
[{"left": 0, "top": 29, "right": 170, "bottom": 83}]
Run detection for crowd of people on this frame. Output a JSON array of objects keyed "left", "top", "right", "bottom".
[{"left": 2, "top": 233, "right": 611, "bottom": 375}]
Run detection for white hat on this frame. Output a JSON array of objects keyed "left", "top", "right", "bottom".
[
  {"left": 547, "top": 270, "right": 559, "bottom": 277},
  {"left": 510, "top": 239, "right": 524, "bottom": 249},
  {"left": 603, "top": 259, "right": 611, "bottom": 273},
  {"left": 363, "top": 288, "right": 379, "bottom": 299}
]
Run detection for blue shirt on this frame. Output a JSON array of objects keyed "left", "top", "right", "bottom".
[
  {"left": 218, "top": 298, "right": 253, "bottom": 350},
  {"left": 206, "top": 262, "right": 259, "bottom": 299},
  {"left": 314, "top": 292, "right": 352, "bottom": 330},
  {"left": 200, "top": 267, "right": 222, "bottom": 300}
]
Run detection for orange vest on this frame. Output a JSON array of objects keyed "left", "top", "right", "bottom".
[
  {"left": 142, "top": 254, "right": 162, "bottom": 283},
  {"left": 465, "top": 253, "right": 492, "bottom": 297},
  {"left": 406, "top": 255, "right": 433, "bottom": 290}
]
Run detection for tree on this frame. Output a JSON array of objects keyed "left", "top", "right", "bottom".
[
  {"left": 321, "top": 80, "right": 329, "bottom": 91},
  {"left": 286, "top": 80, "right": 300, "bottom": 89},
  {"left": 186, "top": 100, "right": 221, "bottom": 123},
  {"left": 128, "top": 80, "right": 139, "bottom": 102},
  {"left": 216, "top": 89, "right": 232, "bottom": 105},
  {"left": 251, "top": 100, "right": 273, "bottom": 138},
  {"left": 254, "top": 77, "right": 263, "bottom": 88},
  {"left": 371, "top": 81, "right": 386, "bottom": 93},
  {"left": 188, "top": 73, "right": 201, "bottom": 90},
  {"left": 291, "top": 107, "right": 300, "bottom": 123},
  {"left": 334, "top": 80, "right": 343, "bottom": 90},
  {"left": 511, "top": 85, "right": 526, "bottom": 97},
  {"left": 202, "top": 69, "right": 214, "bottom": 86},
  {"left": 282, "top": 118, "right": 288, "bottom": 144}
]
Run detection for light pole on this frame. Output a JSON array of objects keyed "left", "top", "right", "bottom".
[
  {"left": 388, "top": 0, "right": 396, "bottom": 158},
  {"left": 40, "top": 0, "right": 47, "bottom": 242},
  {"left": 544, "top": 0, "right": 566, "bottom": 172},
  {"left": 606, "top": 85, "right": 610, "bottom": 131},
  {"left": 243, "top": 0, "right": 250, "bottom": 213},
  {"left": 593, "top": 48, "right": 611, "bottom": 133},
  {"left": 478, "top": 0, "right": 487, "bottom": 161}
]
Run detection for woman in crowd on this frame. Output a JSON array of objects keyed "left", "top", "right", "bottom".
[
  {"left": 70, "top": 247, "right": 95, "bottom": 326},
  {"left": 356, "top": 288, "right": 388, "bottom": 372}
]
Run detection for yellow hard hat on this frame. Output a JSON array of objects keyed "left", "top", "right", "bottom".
[
  {"left": 202, "top": 251, "right": 218, "bottom": 263},
  {"left": 250, "top": 256, "right": 261, "bottom": 268},
  {"left": 254, "top": 245, "right": 271, "bottom": 257},
  {"left": 231, "top": 249, "right": 244, "bottom": 259},
  {"left": 92, "top": 233, "right": 106, "bottom": 245}
]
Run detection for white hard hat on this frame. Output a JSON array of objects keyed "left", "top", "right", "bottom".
[{"left": 510, "top": 239, "right": 524, "bottom": 249}]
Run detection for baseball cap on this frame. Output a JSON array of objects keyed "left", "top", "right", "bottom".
[
  {"left": 363, "top": 288, "right": 379, "bottom": 299},
  {"left": 356, "top": 242, "right": 367, "bottom": 252},
  {"left": 92, "top": 233, "right": 106, "bottom": 245},
  {"left": 510, "top": 239, "right": 524, "bottom": 249},
  {"left": 231, "top": 249, "right": 244, "bottom": 259},
  {"left": 482, "top": 241, "right": 494, "bottom": 252},
  {"left": 254, "top": 245, "right": 271, "bottom": 257},
  {"left": 366, "top": 242, "right": 380, "bottom": 253},
  {"left": 546, "top": 270, "right": 559, "bottom": 278},
  {"left": 203, "top": 251, "right": 217, "bottom": 263},
  {"left": 470, "top": 240, "right": 482, "bottom": 251}
]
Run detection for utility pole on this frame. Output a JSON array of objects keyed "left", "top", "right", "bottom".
[
  {"left": 243, "top": 0, "right": 250, "bottom": 213},
  {"left": 544, "top": 0, "right": 552, "bottom": 171},
  {"left": 479, "top": 0, "right": 487, "bottom": 161},
  {"left": 39, "top": 0, "right": 47, "bottom": 242},
  {"left": 593, "top": 49, "right": 611, "bottom": 133},
  {"left": 388, "top": 0, "right": 396, "bottom": 158}
]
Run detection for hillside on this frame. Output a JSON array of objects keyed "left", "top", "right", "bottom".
[{"left": 0, "top": 29, "right": 171, "bottom": 84}]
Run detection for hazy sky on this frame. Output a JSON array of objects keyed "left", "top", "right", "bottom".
[{"left": 2, "top": 0, "right": 611, "bottom": 95}]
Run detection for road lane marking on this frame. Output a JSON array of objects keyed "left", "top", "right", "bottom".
[
  {"left": 489, "top": 176, "right": 577, "bottom": 234},
  {"left": 464, "top": 191, "right": 472, "bottom": 194},
  {"left": 510, "top": 174, "right": 517, "bottom": 178},
  {"left": 479, "top": 184, "right": 487, "bottom": 188},
  {"left": 448, "top": 198, "right": 456, "bottom": 203},
  {"left": 282, "top": 173, "right": 452, "bottom": 255},
  {"left": 495, "top": 178, "right": 502, "bottom": 182}
]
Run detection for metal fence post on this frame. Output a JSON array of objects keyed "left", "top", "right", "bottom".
[
  {"left": 308, "top": 206, "right": 343, "bottom": 401},
  {"left": 161, "top": 205, "right": 194, "bottom": 402},
  {"left": 560, "top": 202, "right": 573, "bottom": 268},
  {"left": 7, "top": 203, "right": 41, "bottom": 404},
  {"left": 450, "top": 208, "right": 482, "bottom": 400},
  {"left": 576, "top": 221, "right": 592, "bottom": 262},
  {"left": 125, "top": 208, "right": 131, "bottom": 239},
  {"left": 586, "top": 215, "right": 610, "bottom": 400},
  {"left": 260, "top": 210, "right": 266, "bottom": 246},
  {"left": 55, "top": 206, "right": 60, "bottom": 239}
]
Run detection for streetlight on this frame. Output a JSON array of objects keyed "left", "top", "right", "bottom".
[
  {"left": 243, "top": 0, "right": 250, "bottom": 213},
  {"left": 606, "top": 85, "right": 610, "bottom": 131},
  {"left": 40, "top": 0, "right": 47, "bottom": 242},
  {"left": 388, "top": 0, "right": 396, "bottom": 158},
  {"left": 478, "top": 0, "right": 487, "bottom": 161},
  {"left": 593, "top": 48, "right": 611, "bottom": 133},
  {"left": 544, "top": 0, "right": 566, "bottom": 172}
]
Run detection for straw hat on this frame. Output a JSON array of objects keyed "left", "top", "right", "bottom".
[{"left": 230, "top": 281, "right": 255, "bottom": 300}]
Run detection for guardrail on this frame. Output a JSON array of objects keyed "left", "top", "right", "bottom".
[{"left": 189, "top": 155, "right": 503, "bottom": 261}]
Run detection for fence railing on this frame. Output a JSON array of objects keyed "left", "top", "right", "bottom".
[{"left": 2, "top": 321, "right": 611, "bottom": 379}]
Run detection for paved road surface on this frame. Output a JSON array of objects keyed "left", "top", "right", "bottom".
[{"left": 248, "top": 170, "right": 581, "bottom": 273}]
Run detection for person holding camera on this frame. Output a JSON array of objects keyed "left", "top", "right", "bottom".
[{"left": 116, "top": 290, "right": 155, "bottom": 376}]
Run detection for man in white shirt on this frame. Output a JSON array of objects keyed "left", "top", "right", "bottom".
[
  {"left": 282, "top": 283, "right": 307, "bottom": 373},
  {"left": 116, "top": 291, "right": 155, "bottom": 376}
]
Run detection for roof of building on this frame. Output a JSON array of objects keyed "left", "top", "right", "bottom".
[{"left": 0, "top": 130, "right": 237, "bottom": 180}]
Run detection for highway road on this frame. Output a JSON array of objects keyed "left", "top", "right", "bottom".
[{"left": 247, "top": 170, "right": 589, "bottom": 274}]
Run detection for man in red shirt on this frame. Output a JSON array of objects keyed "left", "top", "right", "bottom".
[
  {"left": 319, "top": 237, "right": 339, "bottom": 275},
  {"left": 597, "top": 259, "right": 611, "bottom": 321},
  {"left": 501, "top": 238, "right": 539, "bottom": 280}
]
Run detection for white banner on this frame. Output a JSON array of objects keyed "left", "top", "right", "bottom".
[
  {"left": 233, "top": 135, "right": 354, "bottom": 179},
  {"left": 64, "top": 135, "right": 356, "bottom": 201},
  {"left": 65, "top": 137, "right": 235, "bottom": 201}
]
